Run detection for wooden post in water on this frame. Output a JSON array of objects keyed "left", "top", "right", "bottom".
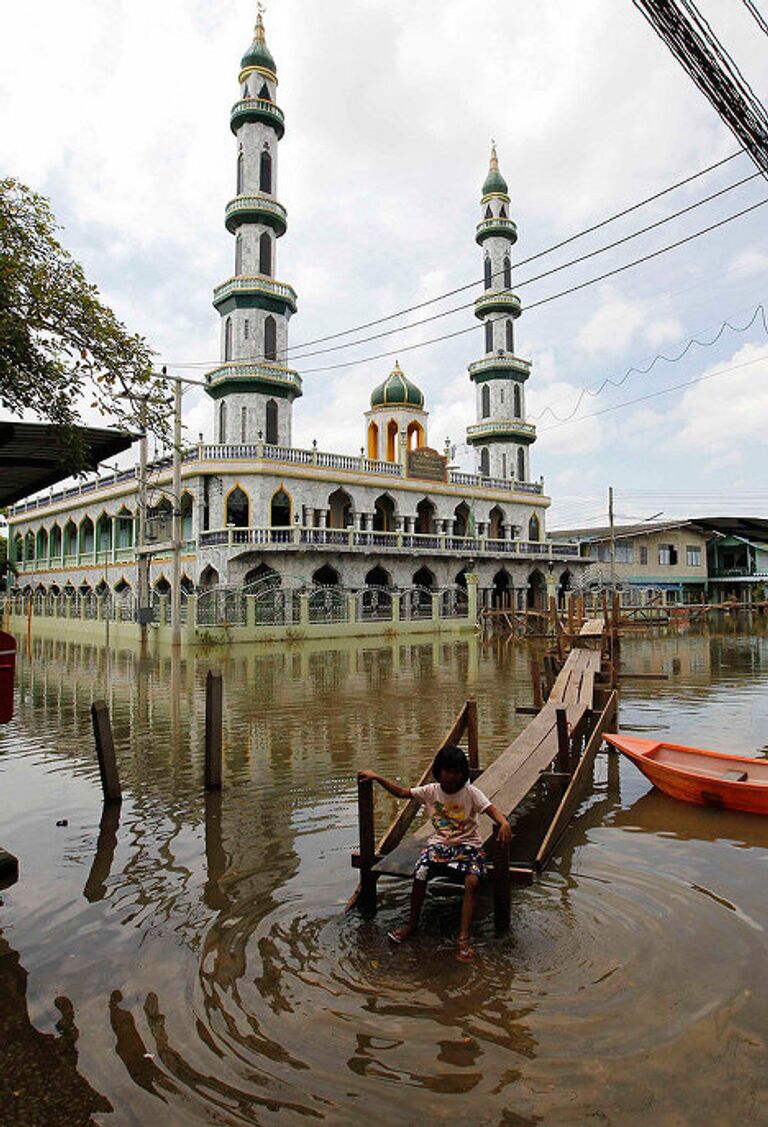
[
  {"left": 205, "top": 671, "right": 223, "bottom": 790},
  {"left": 491, "top": 825, "right": 511, "bottom": 932},
  {"left": 555, "top": 706, "right": 570, "bottom": 774},
  {"left": 466, "top": 698, "right": 479, "bottom": 772},
  {"left": 357, "top": 776, "right": 377, "bottom": 914},
  {"left": 91, "top": 701, "right": 122, "bottom": 804},
  {"left": 530, "top": 656, "right": 543, "bottom": 709}
]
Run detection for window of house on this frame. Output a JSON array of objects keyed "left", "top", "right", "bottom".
[
  {"left": 260, "top": 149, "right": 272, "bottom": 193},
  {"left": 615, "top": 543, "right": 633, "bottom": 563},
  {"left": 484, "top": 257, "right": 492, "bottom": 289},
  {"left": 479, "top": 448, "right": 490, "bottom": 475},
  {"left": 639, "top": 545, "right": 648, "bottom": 565},
  {"left": 259, "top": 231, "right": 272, "bottom": 275},
  {"left": 481, "top": 385, "right": 490, "bottom": 418},
  {"left": 264, "top": 315, "right": 277, "bottom": 360},
  {"left": 514, "top": 384, "right": 521, "bottom": 417},
  {"left": 686, "top": 545, "right": 701, "bottom": 567},
  {"left": 506, "top": 319, "right": 514, "bottom": 352},
  {"left": 517, "top": 447, "right": 525, "bottom": 481},
  {"left": 485, "top": 320, "right": 493, "bottom": 353},
  {"left": 503, "top": 255, "right": 512, "bottom": 289},
  {"left": 659, "top": 543, "right": 678, "bottom": 565},
  {"left": 240, "top": 406, "right": 247, "bottom": 443}
]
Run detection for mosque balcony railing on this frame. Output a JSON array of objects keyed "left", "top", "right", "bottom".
[
  {"left": 448, "top": 471, "right": 543, "bottom": 495},
  {"left": 225, "top": 194, "right": 287, "bottom": 236},
  {"left": 203, "top": 363, "right": 303, "bottom": 394},
  {"left": 466, "top": 420, "right": 537, "bottom": 441},
  {"left": 197, "top": 524, "right": 580, "bottom": 558},
  {"left": 474, "top": 289, "right": 522, "bottom": 320},
  {"left": 230, "top": 97, "right": 285, "bottom": 139},
  {"left": 212, "top": 275, "right": 298, "bottom": 312},
  {"left": 475, "top": 216, "right": 518, "bottom": 244},
  {"left": 467, "top": 355, "right": 531, "bottom": 381}
]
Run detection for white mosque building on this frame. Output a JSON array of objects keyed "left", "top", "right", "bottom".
[{"left": 8, "top": 12, "right": 579, "bottom": 615}]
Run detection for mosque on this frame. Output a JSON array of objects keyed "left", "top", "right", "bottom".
[{"left": 8, "top": 12, "right": 580, "bottom": 613}]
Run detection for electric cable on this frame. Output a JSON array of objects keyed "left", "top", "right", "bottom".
[
  {"left": 741, "top": 0, "right": 768, "bottom": 37},
  {"left": 282, "top": 171, "right": 762, "bottom": 363}
]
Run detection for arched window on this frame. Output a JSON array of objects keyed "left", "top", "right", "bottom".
[
  {"left": 240, "top": 406, "right": 247, "bottom": 443},
  {"left": 259, "top": 231, "right": 272, "bottom": 275},
  {"left": 313, "top": 564, "right": 339, "bottom": 586},
  {"left": 503, "top": 255, "right": 511, "bottom": 289},
  {"left": 481, "top": 384, "right": 491, "bottom": 418},
  {"left": 502, "top": 453, "right": 507, "bottom": 478},
  {"left": 264, "top": 315, "right": 277, "bottom": 360},
  {"left": 518, "top": 447, "right": 526, "bottom": 482},
  {"left": 500, "top": 203, "right": 507, "bottom": 218},
  {"left": 484, "top": 205, "right": 492, "bottom": 219},
  {"left": 514, "top": 384, "right": 522, "bottom": 417},
  {"left": 36, "top": 527, "right": 48, "bottom": 559},
  {"left": 266, "top": 399, "right": 278, "bottom": 445},
  {"left": 367, "top": 421, "right": 379, "bottom": 460},
  {"left": 50, "top": 525, "right": 62, "bottom": 558},
  {"left": 386, "top": 419, "right": 399, "bottom": 463},
  {"left": 528, "top": 512, "right": 540, "bottom": 541},
  {"left": 242, "top": 82, "right": 250, "bottom": 98},
  {"left": 260, "top": 149, "right": 272, "bottom": 193},
  {"left": 485, "top": 320, "right": 493, "bottom": 353},
  {"left": 480, "top": 447, "right": 490, "bottom": 476},
  {"left": 484, "top": 256, "right": 492, "bottom": 289},
  {"left": 235, "top": 233, "right": 243, "bottom": 274},
  {"left": 237, "top": 149, "right": 244, "bottom": 194},
  {"left": 271, "top": 487, "right": 291, "bottom": 526},
  {"left": 224, "top": 317, "right": 233, "bottom": 361},
  {"left": 258, "top": 82, "right": 270, "bottom": 101},
  {"left": 180, "top": 493, "right": 193, "bottom": 539},
  {"left": 506, "top": 318, "right": 514, "bottom": 353},
  {"left": 406, "top": 420, "right": 424, "bottom": 450},
  {"left": 453, "top": 503, "right": 470, "bottom": 537},
  {"left": 226, "top": 486, "right": 249, "bottom": 527},
  {"left": 219, "top": 400, "right": 227, "bottom": 443}
]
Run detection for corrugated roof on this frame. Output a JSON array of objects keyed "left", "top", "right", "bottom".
[{"left": 0, "top": 421, "right": 135, "bottom": 507}]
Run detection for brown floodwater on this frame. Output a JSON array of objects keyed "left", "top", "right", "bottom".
[{"left": 2, "top": 623, "right": 768, "bottom": 1125}]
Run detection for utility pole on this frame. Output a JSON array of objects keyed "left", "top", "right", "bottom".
[
  {"left": 137, "top": 396, "right": 150, "bottom": 639},
  {"left": 608, "top": 485, "right": 616, "bottom": 591},
  {"left": 171, "top": 377, "right": 183, "bottom": 646}
]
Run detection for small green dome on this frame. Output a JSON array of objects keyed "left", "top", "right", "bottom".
[
  {"left": 482, "top": 143, "right": 508, "bottom": 197},
  {"left": 370, "top": 361, "right": 424, "bottom": 409},
  {"left": 242, "top": 14, "right": 276, "bottom": 73}
]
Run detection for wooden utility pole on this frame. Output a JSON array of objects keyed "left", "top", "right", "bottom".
[
  {"left": 171, "top": 376, "right": 183, "bottom": 647},
  {"left": 137, "top": 396, "right": 150, "bottom": 638},
  {"left": 608, "top": 486, "right": 616, "bottom": 592}
]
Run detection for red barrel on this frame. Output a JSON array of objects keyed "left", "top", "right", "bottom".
[{"left": 0, "top": 630, "right": 16, "bottom": 723}]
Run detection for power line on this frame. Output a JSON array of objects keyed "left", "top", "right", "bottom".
[
  {"left": 280, "top": 149, "right": 746, "bottom": 355},
  {"left": 282, "top": 171, "right": 761, "bottom": 363},
  {"left": 537, "top": 352, "right": 768, "bottom": 434},
  {"left": 741, "top": 0, "right": 768, "bottom": 37},
  {"left": 527, "top": 302, "right": 768, "bottom": 423},
  {"left": 295, "top": 196, "right": 768, "bottom": 375}
]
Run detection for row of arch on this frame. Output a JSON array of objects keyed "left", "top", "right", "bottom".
[
  {"left": 235, "top": 230, "right": 272, "bottom": 277},
  {"left": 478, "top": 447, "right": 527, "bottom": 482},
  {"left": 484, "top": 253, "right": 512, "bottom": 291},
  {"left": 221, "top": 484, "right": 541, "bottom": 540},
  {"left": 485, "top": 318, "right": 514, "bottom": 354},
  {"left": 367, "top": 418, "right": 425, "bottom": 462},
  {"left": 481, "top": 383, "right": 521, "bottom": 419},
  {"left": 12, "top": 495, "right": 194, "bottom": 564},
  {"left": 219, "top": 397, "right": 278, "bottom": 444},
  {"left": 223, "top": 314, "right": 278, "bottom": 364}
]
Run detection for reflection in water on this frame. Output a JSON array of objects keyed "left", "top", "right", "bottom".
[
  {"left": 0, "top": 932, "right": 112, "bottom": 1124},
  {"left": 2, "top": 623, "right": 768, "bottom": 1122}
]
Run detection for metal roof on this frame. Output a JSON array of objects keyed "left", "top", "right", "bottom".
[{"left": 0, "top": 421, "right": 135, "bottom": 507}]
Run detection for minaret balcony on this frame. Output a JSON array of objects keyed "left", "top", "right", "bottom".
[
  {"left": 466, "top": 419, "right": 536, "bottom": 445},
  {"left": 468, "top": 355, "right": 531, "bottom": 383},
  {"left": 205, "top": 361, "right": 302, "bottom": 402},
  {"left": 474, "top": 290, "right": 522, "bottom": 320},
  {"left": 225, "top": 195, "right": 287, "bottom": 236},
  {"left": 213, "top": 275, "right": 298, "bottom": 316},
  {"left": 230, "top": 97, "right": 285, "bottom": 139},
  {"left": 475, "top": 216, "right": 518, "bottom": 246}
]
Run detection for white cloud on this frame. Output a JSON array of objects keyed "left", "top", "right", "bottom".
[
  {"left": 644, "top": 318, "right": 684, "bottom": 348},
  {"left": 729, "top": 249, "right": 768, "bottom": 278},
  {"left": 577, "top": 287, "right": 648, "bottom": 358},
  {"left": 675, "top": 342, "right": 768, "bottom": 452}
]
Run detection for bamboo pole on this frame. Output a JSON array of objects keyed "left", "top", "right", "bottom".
[{"left": 91, "top": 701, "right": 122, "bottom": 804}]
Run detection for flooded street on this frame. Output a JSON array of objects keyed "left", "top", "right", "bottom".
[{"left": 2, "top": 624, "right": 768, "bottom": 1125}]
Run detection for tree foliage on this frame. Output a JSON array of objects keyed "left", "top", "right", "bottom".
[{"left": 0, "top": 178, "right": 170, "bottom": 468}]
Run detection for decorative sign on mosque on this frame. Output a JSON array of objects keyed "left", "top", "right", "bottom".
[{"left": 407, "top": 447, "right": 448, "bottom": 483}]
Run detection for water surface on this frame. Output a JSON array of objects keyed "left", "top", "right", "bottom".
[{"left": 2, "top": 625, "right": 768, "bottom": 1125}]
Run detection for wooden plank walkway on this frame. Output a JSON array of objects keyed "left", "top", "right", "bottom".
[{"left": 370, "top": 622, "right": 606, "bottom": 883}]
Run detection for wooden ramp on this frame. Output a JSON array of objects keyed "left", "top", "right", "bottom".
[{"left": 352, "top": 620, "right": 618, "bottom": 926}]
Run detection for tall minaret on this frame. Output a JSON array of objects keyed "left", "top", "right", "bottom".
[
  {"left": 205, "top": 8, "right": 301, "bottom": 446},
  {"left": 465, "top": 145, "right": 536, "bottom": 483}
]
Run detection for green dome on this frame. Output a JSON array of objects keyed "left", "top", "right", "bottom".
[
  {"left": 370, "top": 362, "right": 424, "bottom": 409},
  {"left": 241, "top": 15, "right": 276, "bottom": 73},
  {"left": 482, "top": 144, "right": 508, "bottom": 197}
]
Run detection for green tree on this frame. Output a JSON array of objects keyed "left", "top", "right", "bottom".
[{"left": 0, "top": 178, "right": 169, "bottom": 468}]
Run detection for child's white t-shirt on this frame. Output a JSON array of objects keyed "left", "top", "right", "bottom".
[{"left": 410, "top": 782, "right": 491, "bottom": 846}]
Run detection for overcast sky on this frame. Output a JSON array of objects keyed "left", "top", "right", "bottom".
[{"left": 2, "top": 0, "right": 767, "bottom": 527}]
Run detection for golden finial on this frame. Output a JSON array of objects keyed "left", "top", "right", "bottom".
[
  {"left": 255, "top": 2, "right": 266, "bottom": 40},
  {"left": 392, "top": 359, "right": 404, "bottom": 376},
  {"left": 489, "top": 140, "right": 499, "bottom": 172}
]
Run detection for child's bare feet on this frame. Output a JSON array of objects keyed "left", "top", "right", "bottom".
[
  {"left": 456, "top": 934, "right": 475, "bottom": 962},
  {"left": 387, "top": 924, "right": 417, "bottom": 944}
]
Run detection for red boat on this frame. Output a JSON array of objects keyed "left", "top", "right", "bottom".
[{"left": 603, "top": 733, "right": 768, "bottom": 815}]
